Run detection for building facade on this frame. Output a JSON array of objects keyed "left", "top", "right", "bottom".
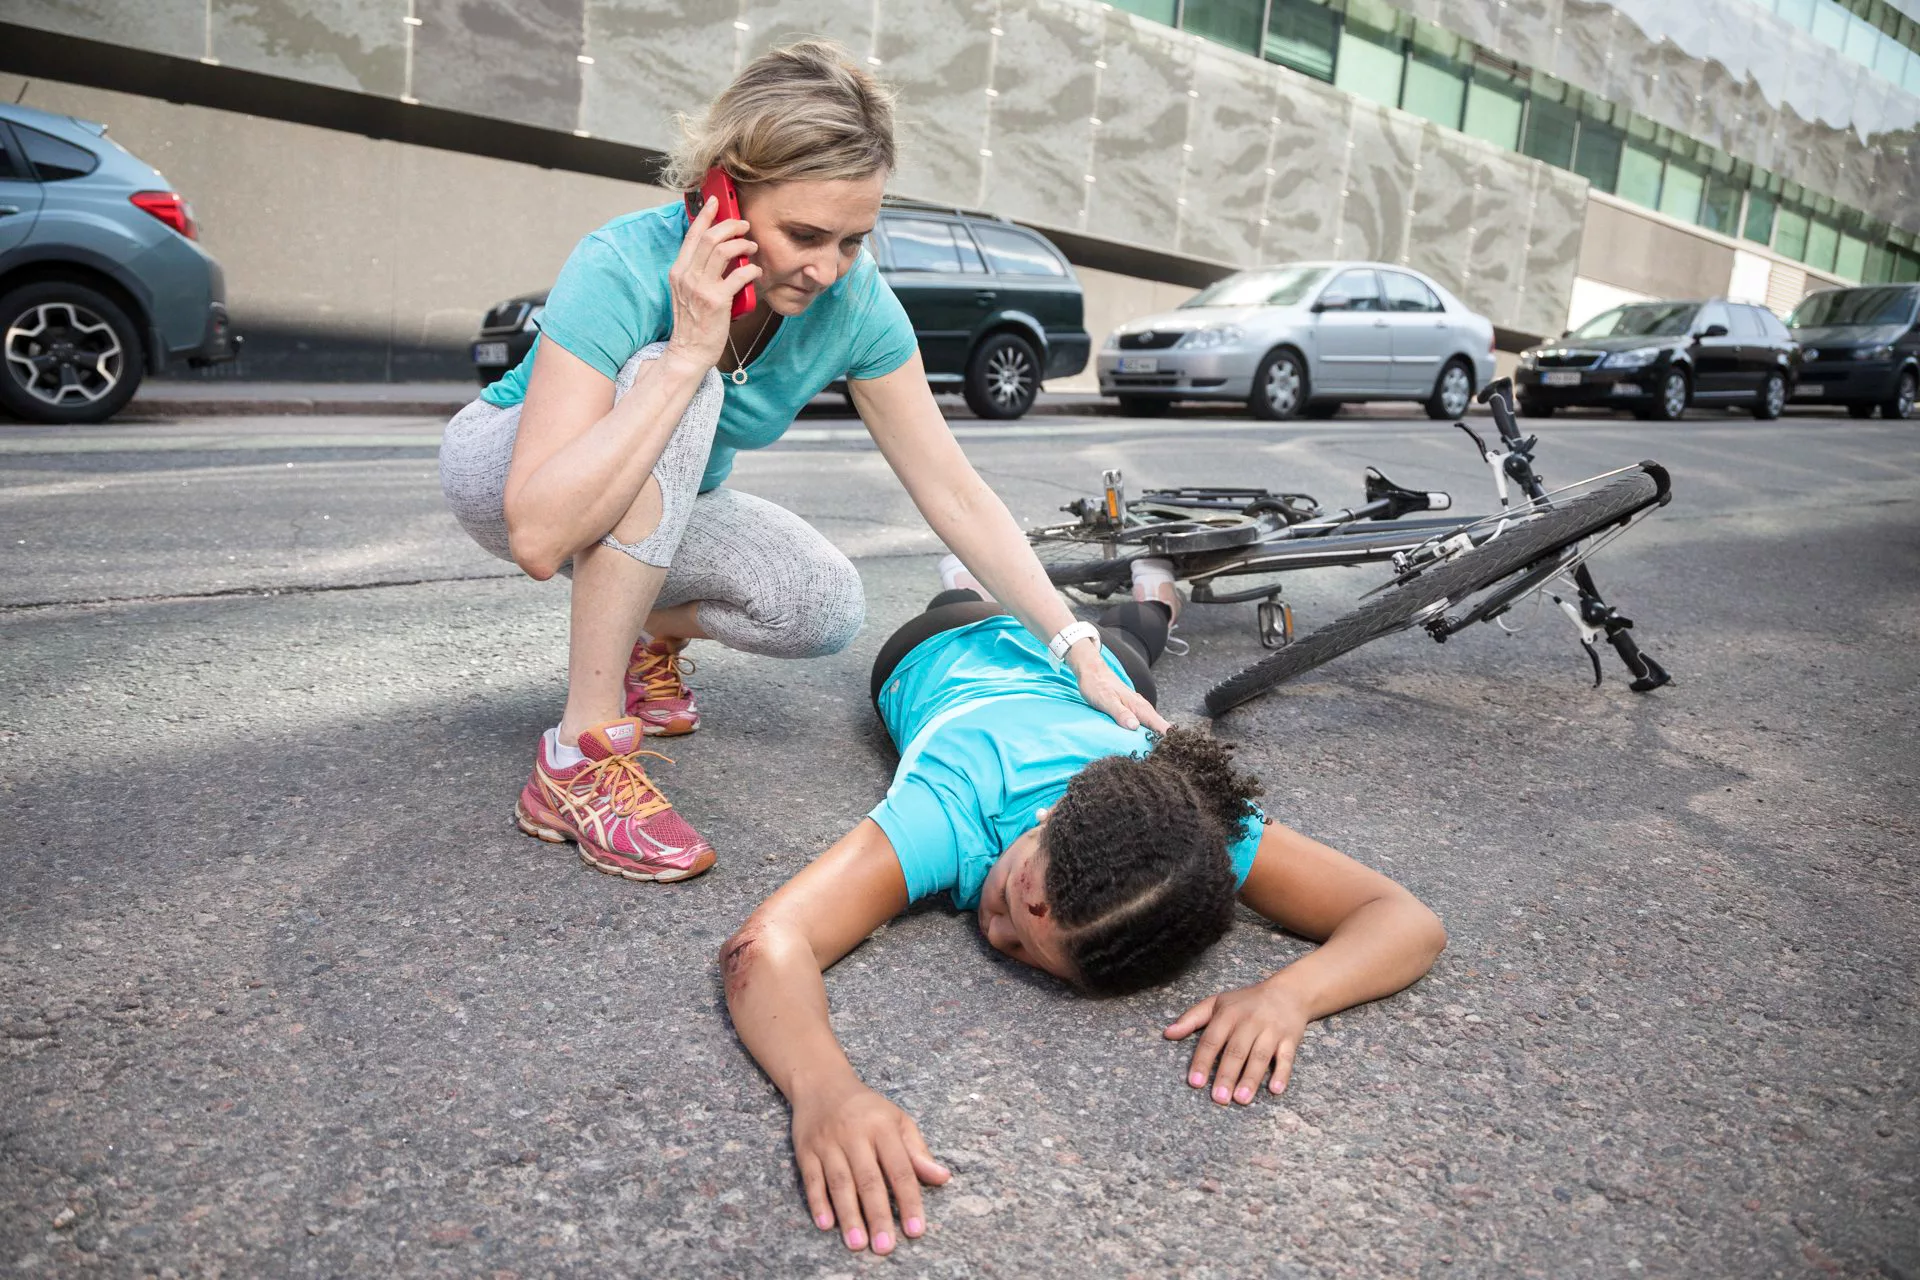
[{"left": 2, "top": 0, "right": 1909, "bottom": 380}]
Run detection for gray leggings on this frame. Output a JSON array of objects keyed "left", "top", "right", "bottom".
[{"left": 438, "top": 343, "right": 865, "bottom": 659}]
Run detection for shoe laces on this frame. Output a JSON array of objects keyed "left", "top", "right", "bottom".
[
  {"left": 577, "top": 748, "right": 676, "bottom": 820},
  {"left": 628, "top": 645, "right": 695, "bottom": 701}
]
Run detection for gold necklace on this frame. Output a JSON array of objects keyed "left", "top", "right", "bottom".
[{"left": 726, "top": 309, "right": 775, "bottom": 386}]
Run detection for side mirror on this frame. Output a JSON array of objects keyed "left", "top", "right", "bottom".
[
  {"left": 1312, "top": 294, "right": 1351, "bottom": 313},
  {"left": 1700, "top": 323, "right": 1730, "bottom": 338}
]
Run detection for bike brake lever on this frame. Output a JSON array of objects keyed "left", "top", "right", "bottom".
[
  {"left": 1454, "top": 420, "right": 1490, "bottom": 462},
  {"left": 1581, "top": 639, "right": 1603, "bottom": 688}
]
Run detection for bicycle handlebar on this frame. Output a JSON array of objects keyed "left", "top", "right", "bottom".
[{"left": 1475, "top": 375, "right": 1526, "bottom": 448}]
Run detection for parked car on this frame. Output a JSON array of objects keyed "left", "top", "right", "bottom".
[
  {"left": 1095, "top": 261, "right": 1496, "bottom": 420},
  {"left": 1784, "top": 283, "right": 1919, "bottom": 420},
  {"left": 1515, "top": 298, "right": 1798, "bottom": 421},
  {"left": 471, "top": 198, "right": 1090, "bottom": 421},
  {"left": 0, "top": 103, "right": 237, "bottom": 424}
]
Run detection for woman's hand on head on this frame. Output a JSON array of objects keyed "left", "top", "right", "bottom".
[
  {"left": 665, "top": 195, "right": 762, "bottom": 371},
  {"left": 1164, "top": 979, "right": 1312, "bottom": 1105},
  {"left": 792, "top": 1078, "right": 950, "bottom": 1255},
  {"left": 1068, "top": 649, "right": 1169, "bottom": 734}
]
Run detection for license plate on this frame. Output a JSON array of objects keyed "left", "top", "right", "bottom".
[
  {"left": 472, "top": 341, "right": 510, "bottom": 365},
  {"left": 1117, "top": 356, "right": 1160, "bottom": 373},
  {"left": 1542, "top": 370, "right": 1581, "bottom": 387},
  {"left": 1797, "top": 383, "right": 1823, "bottom": 396}
]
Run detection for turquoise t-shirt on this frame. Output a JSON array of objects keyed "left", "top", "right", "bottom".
[
  {"left": 868, "top": 617, "right": 1267, "bottom": 911},
  {"left": 480, "top": 201, "right": 918, "bottom": 491}
]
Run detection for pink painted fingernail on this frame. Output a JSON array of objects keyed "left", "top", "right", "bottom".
[
  {"left": 905, "top": 1217, "right": 924, "bottom": 1236},
  {"left": 1236, "top": 1087, "right": 1253, "bottom": 1103},
  {"left": 875, "top": 1232, "right": 894, "bottom": 1252},
  {"left": 847, "top": 1228, "right": 867, "bottom": 1250},
  {"left": 816, "top": 1212, "right": 834, "bottom": 1229},
  {"left": 1189, "top": 1072, "right": 1206, "bottom": 1087},
  {"left": 1213, "top": 1086, "right": 1229, "bottom": 1103}
]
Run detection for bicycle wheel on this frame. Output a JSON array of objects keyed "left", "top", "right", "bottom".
[{"left": 1203, "top": 466, "right": 1668, "bottom": 715}]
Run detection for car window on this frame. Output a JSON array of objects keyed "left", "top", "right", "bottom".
[
  {"left": 0, "top": 129, "right": 21, "bottom": 180},
  {"left": 1324, "top": 269, "right": 1383, "bottom": 312},
  {"left": 884, "top": 217, "right": 985, "bottom": 273},
  {"left": 1183, "top": 265, "right": 1327, "bottom": 307},
  {"left": 14, "top": 124, "right": 99, "bottom": 182},
  {"left": 1727, "top": 307, "right": 1763, "bottom": 339},
  {"left": 971, "top": 223, "right": 1065, "bottom": 277},
  {"left": 1786, "top": 286, "right": 1917, "bottom": 328},
  {"left": 1696, "top": 302, "right": 1731, "bottom": 334},
  {"left": 1755, "top": 308, "right": 1792, "bottom": 342},
  {"left": 1381, "top": 271, "right": 1443, "bottom": 313},
  {"left": 1569, "top": 301, "right": 1697, "bottom": 339}
]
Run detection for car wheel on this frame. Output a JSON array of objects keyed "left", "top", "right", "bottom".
[
  {"left": 0, "top": 280, "right": 145, "bottom": 425},
  {"left": 1302, "top": 400, "right": 1341, "bottom": 419},
  {"left": 1753, "top": 371, "right": 1787, "bottom": 420},
  {"left": 1649, "top": 369, "right": 1689, "bottom": 422},
  {"left": 1846, "top": 402, "right": 1877, "bottom": 419},
  {"left": 1424, "top": 358, "right": 1473, "bottom": 420},
  {"left": 1115, "top": 395, "right": 1160, "bottom": 417},
  {"left": 1517, "top": 397, "right": 1555, "bottom": 418},
  {"left": 1882, "top": 369, "right": 1917, "bottom": 421},
  {"left": 1249, "top": 348, "right": 1306, "bottom": 420},
  {"left": 963, "top": 332, "right": 1040, "bottom": 419}
]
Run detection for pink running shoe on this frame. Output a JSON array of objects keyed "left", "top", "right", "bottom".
[
  {"left": 624, "top": 636, "right": 700, "bottom": 736},
  {"left": 514, "top": 719, "right": 716, "bottom": 883}
]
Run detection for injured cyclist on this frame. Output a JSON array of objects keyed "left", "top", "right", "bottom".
[{"left": 719, "top": 558, "right": 1448, "bottom": 1257}]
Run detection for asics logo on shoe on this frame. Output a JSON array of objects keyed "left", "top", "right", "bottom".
[{"left": 606, "top": 722, "right": 637, "bottom": 751}]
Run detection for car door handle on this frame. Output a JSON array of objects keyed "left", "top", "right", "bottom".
[
  {"left": 1372, "top": 319, "right": 1389, "bottom": 327},
  {"left": 0, "top": 205, "right": 20, "bottom": 217},
  {"left": 973, "top": 289, "right": 996, "bottom": 305}
]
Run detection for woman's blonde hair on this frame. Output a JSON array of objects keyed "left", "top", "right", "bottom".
[{"left": 663, "top": 40, "right": 897, "bottom": 192}]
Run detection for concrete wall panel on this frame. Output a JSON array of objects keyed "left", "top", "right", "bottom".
[
  {"left": 580, "top": 0, "right": 736, "bottom": 153},
  {"left": 1340, "top": 102, "right": 1422, "bottom": 268},
  {"left": 1467, "top": 150, "right": 1535, "bottom": 319},
  {"left": 1520, "top": 170, "right": 1591, "bottom": 336},
  {"left": 5, "top": 0, "right": 207, "bottom": 62},
  {"left": 412, "top": 0, "right": 583, "bottom": 134},
  {"left": 1257, "top": 74, "right": 1345, "bottom": 264},
  {"left": 740, "top": 0, "right": 873, "bottom": 63},
  {"left": 1496, "top": 0, "right": 1564, "bottom": 70},
  {"left": 979, "top": 0, "right": 1103, "bottom": 231},
  {"left": 1406, "top": 128, "right": 1480, "bottom": 301},
  {"left": 1083, "top": 12, "right": 1190, "bottom": 253},
  {"left": 1578, "top": 195, "right": 1735, "bottom": 299},
  {"left": 1176, "top": 46, "right": 1277, "bottom": 266},
  {"left": 875, "top": 0, "right": 996, "bottom": 207},
  {"left": 211, "top": 0, "right": 407, "bottom": 98}
]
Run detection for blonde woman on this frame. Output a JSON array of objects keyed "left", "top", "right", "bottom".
[{"left": 439, "top": 41, "right": 1164, "bottom": 884}]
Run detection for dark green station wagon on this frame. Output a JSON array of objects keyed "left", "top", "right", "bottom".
[{"left": 471, "top": 198, "right": 1089, "bottom": 421}]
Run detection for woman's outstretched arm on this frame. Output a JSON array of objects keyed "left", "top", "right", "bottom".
[
  {"left": 1165, "top": 822, "right": 1447, "bottom": 1105},
  {"left": 721, "top": 819, "right": 950, "bottom": 1256},
  {"left": 850, "top": 355, "right": 1167, "bottom": 735}
]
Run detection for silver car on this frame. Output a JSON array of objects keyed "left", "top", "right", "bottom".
[{"left": 1097, "top": 261, "right": 1497, "bottom": 420}]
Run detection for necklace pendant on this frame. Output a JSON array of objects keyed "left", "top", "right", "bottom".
[{"left": 729, "top": 367, "right": 748, "bottom": 386}]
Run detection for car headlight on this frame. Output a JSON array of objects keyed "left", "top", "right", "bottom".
[
  {"left": 1179, "top": 325, "right": 1244, "bottom": 350},
  {"left": 1854, "top": 344, "right": 1894, "bottom": 361},
  {"left": 1103, "top": 330, "right": 1122, "bottom": 351},
  {"left": 523, "top": 305, "right": 545, "bottom": 332},
  {"left": 1600, "top": 347, "right": 1662, "bottom": 369},
  {"left": 1519, "top": 350, "right": 1539, "bottom": 369}
]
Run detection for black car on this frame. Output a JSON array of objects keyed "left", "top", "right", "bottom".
[
  {"left": 1785, "top": 284, "right": 1919, "bottom": 420},
  {"left": 470, "top": 198, "right": 1090, "bottom": 421},
  {"left": 1515, "top": 298, "right": 1799, "bottom": 421}
]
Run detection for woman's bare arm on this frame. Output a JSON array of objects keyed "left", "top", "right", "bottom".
[
  {"left": 1165, "top": 821, "right": 1447, "bottom": 1104},
  {"left": 721, "top": 819, "right": 949, "bottom": 1255},
  {"left": 849, "top": 357, "right": 1166, "bottom": 733}
]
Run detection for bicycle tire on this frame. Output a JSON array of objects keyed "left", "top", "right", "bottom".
[{"left": 1203, "top": 466, "right": 1668, "bottom": 715}]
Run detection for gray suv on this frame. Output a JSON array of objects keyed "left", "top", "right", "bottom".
[{"left": 0, "top": 103, "right": 237, "bottom": 424}]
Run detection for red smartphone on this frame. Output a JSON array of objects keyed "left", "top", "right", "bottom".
[{"left": 685, "top": 167, "right": 756, "bottom": 319}]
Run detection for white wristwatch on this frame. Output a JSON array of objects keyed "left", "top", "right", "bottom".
[{"left": 1047, "top": 620, "right": 1102, "bottom": 662}]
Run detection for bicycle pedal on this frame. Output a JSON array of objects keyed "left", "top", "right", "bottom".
[{"left": 1257, "top": 599, "right": 1294, "bottom": 649}]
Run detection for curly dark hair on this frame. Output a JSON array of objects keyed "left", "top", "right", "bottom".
[{"left": 1043, "top": 727, "right": 1265, "bottom": 996}]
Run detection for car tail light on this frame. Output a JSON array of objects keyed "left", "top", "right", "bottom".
[
  {"left": 129, "top": 191, "right": 198, "bottom": 240},
  {"left": 1488, "top": 332, "right": 1496, "bottom": 352}
]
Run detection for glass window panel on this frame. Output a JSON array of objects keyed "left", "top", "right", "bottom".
[
  {"left": 1617, "top": 143, "right": 1665, "bottom": 209},
  {"left": 1697, "top": 301, "right": 1732, "bottom": 333},
  {"left": 1906, "top": 48, "right": 1920, "bottom": 93},
  {"left": 1334, "top": 28, "right": 1406, "bottom": 106},
  {"left": 1324, "top": 268, "right": 1385, "bottom": 310},
  {"left": 1835, "top": 233, "right": 1869, "bottom": 279},
  {"left": 1775, "top": 207, "right": 1811, "bottom": 259},
  {"left": 1727, "top": 306, "right": 1764, "bottom": 339},
  {"left": 1463, "top": 77, "right": 1525, "bottom": 148},
  {"left": 1873, "top": 32, "right": 1908, "bottom": 77},
  {"left": 885, "top": 218, "right": 967, "bottom": 272},
  {"left": 1805, "top": 219, "right": 1841, "bottom": 271},
  {"left": 1894, "top": 251, "right": 1920, "bottom": 283},
  {"left": 15, "top": 125, "right": 99, "bottom": 181},
  {"left": 1844, "top": 13, "right": 1882, "bottom": 60},
  {"left": 1744, "top": 188, "right": 1778, "bottom": 243},
  {"left": 1381, "top": 271, "right": 1443, "bottom": 311},
  {"left": 1700, "top": 171, "right": 1743, "bottom": 234},
  {"left": 1109, "top": 0, "right": 1177, "bottom": 22},
  {"left": 1863, "top": 244, "right": 1894, "bottom": 282},
  {"left": 1811, "top": 1, "right": 1850, "bottom": 48},
  {"left": 1522, "top": 94, "right": 1578, "bottom": 167},
  {"left": 971, "top": 224, "right": 1067, "bottom": 276},
  {"left": 1402, "top": 52, "right": 1468, "bottom": 127},
  {"left": 1659, "top": 163, "right": 1706, "bottom": 222},
  {"left": 1265, "top": 0, "right": 1339, "bottom": 80},
  {"left": 1775, "top": 0, "right": 1815, "bottom": 27},
  {"left": 1182, "top": 0, "right": 1263, "bottom": 55},
  {"left": 1572, "top": 122, "right": 1623, "bottom": 193}
]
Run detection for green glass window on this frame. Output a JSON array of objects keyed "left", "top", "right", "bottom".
[
  {"left": 1834, "top": 233, "right": 1869, "bottom": 280},
  {"left": 1811, "top": 1, "right": 1849, "bottom": 49},
  {"left": 1109, "top": 0, "right": 1177, "bottom": 22},
  {"left": 1906, "top": 48, "right": 1920, "bottom": 93},
  {"left": 1572, "top": 122, "right": 1623, "bottom": 193},
  {"left": 1521, "top": 94, "right": 1577, "bottom": 168},
  {"left": 1658, "top": 163, "right": 1704, "bottom": 223},
  {"left": 1402, "top": 51, "right": 1468, "bottom": 127},
  {"left": 1463, "top": 76, "right": 1526, "bottom": 149},
  {"left": 1804, "top": 219, "right": 1840, "bottom": 271},
  {"left": 1700, "top": 171, "right": 1743, "bottom": 235},
  {"left": 1895, "top": 251, "right": 1920, "bottom": 284},
  {"left": 1775, "top": 207, "right": 1810, "bottom": 260},
  {"left": 1744, "top": 188, "right": 1778, "bottom": 243},
  {"left": 1617, "top": 143, "right": 1664, "bottom": 209},
  {"left": 1873, "top": 31, "right": 1908, "bottom": 78},
  {"left": 1182, "top": 0, "right": 1263, "bottom": 55},
  {"left": 1265, "top": 0, "right": 1339, "bottom": 80},
  {"left": 1334, "top": 26, "right": 1405, "bottom": 107},
  {"left": 1844, "top": 12, "right": 1881, "bottom": 61}
]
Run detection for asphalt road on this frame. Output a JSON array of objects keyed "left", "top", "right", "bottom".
[{"left": 2, "top": 402, "right": 1916, "bottom": 1279}]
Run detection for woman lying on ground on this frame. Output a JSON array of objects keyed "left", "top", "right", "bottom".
[
  {"left": 721, "top": 567, "right": 1448, "bottom": 1256},
  {"left": 438, "top": 41, "right": 1160, "bottom": 886}
]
